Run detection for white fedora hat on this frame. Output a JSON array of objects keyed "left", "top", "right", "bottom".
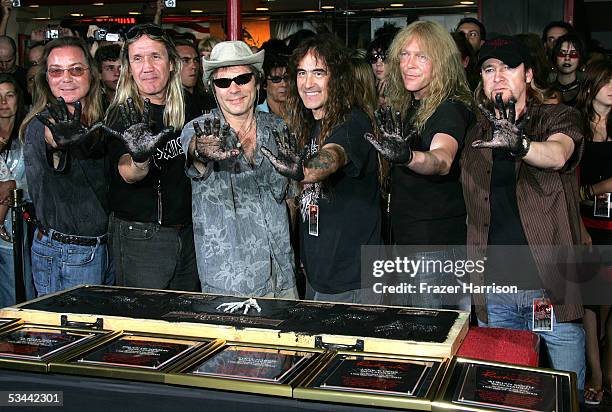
[{"left": 203, "top": 41, "right": 265, "bottom": 81}]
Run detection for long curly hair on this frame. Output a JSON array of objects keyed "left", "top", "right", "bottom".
[
  {"left": 386, "top": 21, "right": 474, "bottom": 132},
  {"left": 576, "top": 59, "right": 612, "bottom": 142},
  {"left": 19, "top": 37, "right": 104, "bottom": 141},
  {"left": 286, "top": 34, "right": 355, "bottom": 149}
]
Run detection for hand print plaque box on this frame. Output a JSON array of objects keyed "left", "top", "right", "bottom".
[{"left": 0, "top": 285, "right": 469, "bottom": 358}]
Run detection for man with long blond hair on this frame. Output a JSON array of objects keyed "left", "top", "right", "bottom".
[
  {"left": 366, "top": 20, "right": 474, "bottom": 309},
  {"left": 103, "top": 24, "right": 200, "bottom": 291},
  {"left": 264, "top": 33, "right": 382, "bottom": 304}
]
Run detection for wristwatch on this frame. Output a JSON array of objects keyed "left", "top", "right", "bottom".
[{"left": 511, "top": 135, "right": 531, "bottom": 158}]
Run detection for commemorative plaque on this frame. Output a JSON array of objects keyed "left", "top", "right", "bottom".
[
  {"left": 188, "top": 345, "right": 314, "bottom": 382},
  {"left": 166, "top": 343, "right": 324, "bottom": 397},
  {"left": 433, "top": 357, "right": 578, "bottom": 412},
  {"left": 49, "top": 332, "right": 214, "bottom": 383},
  {"left": 0, "top": 324, "right": 108, "bottom": 372},
  {"left": 294, "top": 352, "right": 446, "bottom": 410}
]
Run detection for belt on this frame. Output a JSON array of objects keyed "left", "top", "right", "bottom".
[{"left": 37, "top": 228, "right": 107, "bottom": 246}]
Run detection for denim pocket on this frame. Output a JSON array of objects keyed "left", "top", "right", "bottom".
[
  {"left": 120, "top": 223, "right": 155, "bottom": 241},
  {"left": 31, "top": 248, "right": 53, "bottom": 293},
  {"left": 65, "top": 246, "right": 97, "bottom": 266}
]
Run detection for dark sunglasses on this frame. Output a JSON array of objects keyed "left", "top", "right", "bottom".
[
  {"left": 366, "top": 53, "right": 386, "bottom": 64},
  {"left": 212, "top": 72, "right": 254, "bottom": 88},
  {"left": 126, "top": 24, "right": 165, "bottom": 40},
  {"left": 557, "top": 50, "right": 579, "bottom": 59},
  {"left": 267, "top": 75, "right": 289, "bottom": 83}
]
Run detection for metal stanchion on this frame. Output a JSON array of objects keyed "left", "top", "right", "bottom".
[{"left": 10, "top": 188, "right": 25, "bottom": 303}]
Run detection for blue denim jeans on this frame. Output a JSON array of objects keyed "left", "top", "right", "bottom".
[
  {"left": 110, "top": 216, "right": 199, "bottom": 292},
  {"left": 31, "top": 228, "right": 112, "bottom": 297},
  {"left": 0, "top": 245, "right": 35, "bottom": 308},
  {"left": 480, "top": 289, "right": 586, "bottom": 392}
]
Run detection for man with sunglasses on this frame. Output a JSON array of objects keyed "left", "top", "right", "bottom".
[
  {"left": 461, "top": 36, "right": 587, "bottom": 394},
  {"left": 256, "top": 51, "right": 289, "bottom": 119},
  {"left": 179, "top": 41, "right": 297, "bottom": 299},
  {"left": 104, "top": 23, "right": 200, "bottom": 292},
  {"left": 22, "top": 37, "right": 112, "bottom": 296}
]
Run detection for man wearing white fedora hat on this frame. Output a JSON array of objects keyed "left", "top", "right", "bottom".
[{"left": 180, "top": 40, "right": 298, "bottom": 299}]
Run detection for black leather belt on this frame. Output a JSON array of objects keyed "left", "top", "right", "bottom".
[{"left": 37, "top": 228, "right": 107, "bottom": 246}]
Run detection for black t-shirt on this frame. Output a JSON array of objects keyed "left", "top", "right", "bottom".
[
  {"left": 391, "top": 99, "right": 473, "bottom": 245},
  {"left": 487, "top": 148, "right": 542, "bottom": 289},
  {"left": 107, "top": 99, "right": 198, "bottom": 225},
  {"left": 300, "top": 109, "right": 382, "bottom": 294},
  {"left": 188, "top": 89, "right": 216, "bottom": 115}
]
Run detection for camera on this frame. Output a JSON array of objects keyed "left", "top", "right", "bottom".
[
  {"left": 164, "top": 0, "right": 176, "bottom": 8},
  {"left": 11, "top": 0, "right": 20, "bottom": 7},
  {"left": 94, "top": 29, "right": 120, "bottom": 42},
  {"left": 45, "top": 28, "right": 59, "bottom": 40}
]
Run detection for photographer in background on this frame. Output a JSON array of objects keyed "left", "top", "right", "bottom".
[{"left": 94, "top": 44, "right": 121, "bottom": 105}]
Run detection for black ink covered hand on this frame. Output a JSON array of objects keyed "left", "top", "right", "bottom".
[
  {"left": 35, "top": 97, "right": 103, "bottom": 148},
  {"left": 261, "top": 125, "right": 306, "bottom": 181},
  {"left": 472, "top": 93, "right": 530, "bottom": 156},
  {"left": 365, "top": 106, "right": 416, "bottom": 164},
  {"left": 102, "top": 97, "right": 174, "bottom": 163},
  {"left": 193, "top": 117, "right": 240, "bottom": 162}
]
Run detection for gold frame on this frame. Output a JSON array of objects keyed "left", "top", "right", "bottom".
[
  {"left": 432, "top": 357, "right": 579, "bottom": 412},
  {"left": 293, "top": 351, "right": 447, "bottom": 410},
  {"left": 165, "top": 341, "right": 327, "bottom": 397},
  {"left": 49, "top": 331, "right": 219, "bottom": 383},
  {"left": 0, "top": 323, "right": 114, "bottom": 373}
]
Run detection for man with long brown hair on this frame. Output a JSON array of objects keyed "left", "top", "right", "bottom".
[
  {"left": 21, "top": 37, "right": 111, "bottom": 296},
  {"left": 263, "top": 33, "right": 381, "bottom": 304}
]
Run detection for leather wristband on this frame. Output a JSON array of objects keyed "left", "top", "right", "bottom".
[{"left": 510, "top": 135, "right": 531, "bottom": 158}]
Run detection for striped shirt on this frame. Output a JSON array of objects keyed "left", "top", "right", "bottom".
[{"left": 461, "top": 103, "right": 588, "bottom": 322}]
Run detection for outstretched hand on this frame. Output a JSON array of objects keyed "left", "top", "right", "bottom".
[
  {"left": 261, "top": 125, "right": 306, "bottom": 181},
  {"left": 36, "top": 97, "right": 103, "bottom": 148},
  {"left": 365, "top": 106, "right": 416, "bottom": 164},
  {"left": 472, "top": 93, "right": 530, "bottom": 156},
  {"left": 193, "top": 117, "right": 240, "bottom": 162},
  {"left": 102, "top": 97, "right": 173, "bottom": 163}
]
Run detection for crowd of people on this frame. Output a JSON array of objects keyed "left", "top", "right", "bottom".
[{"left": 0, "top": 8, "right": 609, "bottom": 405}]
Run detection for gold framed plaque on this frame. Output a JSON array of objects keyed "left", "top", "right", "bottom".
[
  {"left": 165, "top": 342, "right": 325, "bottom": 397},
  {"left": 0, "top": 323, "right": 111, "bottom": 372},
  {"left": 0, "top": 318, "right": 21, "bottom": 333},
  {"left": 49, "top": 331, "right": 216, "bottom": 383},
  {"left": 293, "top": 351, "right": 447, "bottom": 410},
  {"left": 432, "top": 357, "right": 578, "bottom": 412}
]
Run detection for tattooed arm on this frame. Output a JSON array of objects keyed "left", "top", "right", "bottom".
[{"left": 302, "top": 143, "right": 347, "bottom": 183}]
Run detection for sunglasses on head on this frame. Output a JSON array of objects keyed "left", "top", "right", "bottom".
[
  {"left": 366, "top": 53, "right": 386, "bottom": 64},
  {"left": 126, "top": 24, "right": 165, "bottom": 40},
  {"left": 557, "top": 50, "right": 579, "bottom": 59},
  {"left": 267, "top": 74, "right": 289, "bottom": 83},
  {"left": 212, "top": 72, "right": 254, "bottom": 88},
  {"left": 47, "top": 66, "right": 89, "bottom": 78}
]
